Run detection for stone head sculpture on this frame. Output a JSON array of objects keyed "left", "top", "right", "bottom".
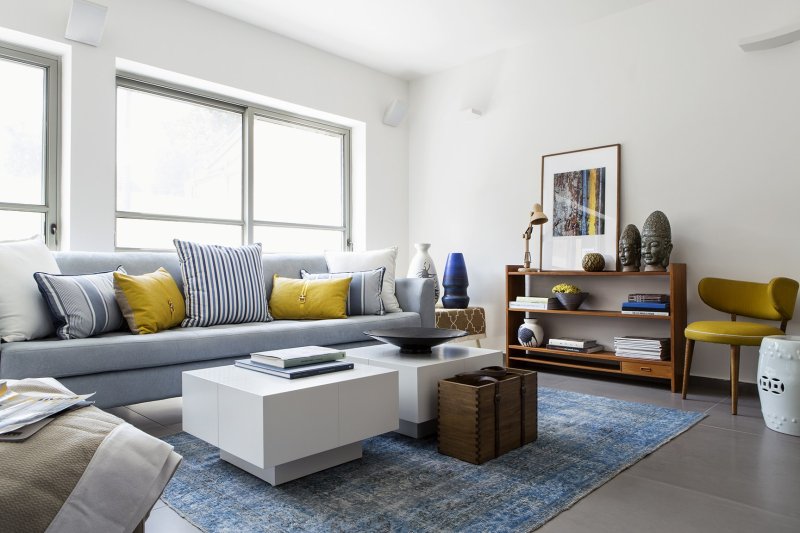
[
  {"left": 641, "top": 211, "right": 673, "bottom": 271},
  {"left": 618, "top": 224, "right": 642, "bottom": 272}
]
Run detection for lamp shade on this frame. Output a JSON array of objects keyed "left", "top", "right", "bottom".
[{"left": 530, "top": 203, "right": 548, "bottom": 225}]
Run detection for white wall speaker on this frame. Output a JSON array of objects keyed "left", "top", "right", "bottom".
[
  {"left": 65, "top": 0, "right": 109, "bottom": 47},
  {"left": 383, "top": 99, "right": 408, "bottom": 127}
]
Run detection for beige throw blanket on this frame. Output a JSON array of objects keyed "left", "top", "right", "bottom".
[{"left": 0, "top": 379, "right": 181, "bottom": 533}]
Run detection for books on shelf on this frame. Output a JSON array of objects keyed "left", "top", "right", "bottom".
[
  {"left": 250, "top": 346, "right": 345, "bottom": 368},
  {"left": 545, "top": 344, "right": 604, "bottom": 354},
  {"left": 613, "top": 336, "right": 671, "bottom": 361},
  {"left": 235, "top": 358, "right": 354, "bottom": 379},
  {"left": 548, "top": 337, "right": 597, "bottom": 348},
  {"left": 627, "top": 293, "right": 669, "bottom": 303},
  {"left": 620, "top": 310, "right": 670, "bottom": 316},
  {"left": 509, "top": 299, "right": 562, "bottom": 310},
  {"left": 621, "top": 301, "right": 670, "bottom": 316}
]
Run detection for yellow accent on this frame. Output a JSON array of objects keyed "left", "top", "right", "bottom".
[
  {"left": 269, "top": 275, "right": 350, "bottom": 320},
  {"left": 113, "top": 268, "right": 186, "bottom": 334},
  {"left": 698, "top": 277, "right": 798, "bottom": 321},
  {"left": 685, "top": 321, "right": 785, "bottom": 346}
]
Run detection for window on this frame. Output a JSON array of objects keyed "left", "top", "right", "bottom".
[
  {"left": 116, "top": 78, "right": 351, "bottom": 252},
  {"left": 0, "top": 46, "right": 59, "bottom": 246}
]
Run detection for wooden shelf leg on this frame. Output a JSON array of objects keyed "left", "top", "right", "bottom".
[
  {"left": 682, "top": 339, "right": 694, "bottom": 399},
  {"left": 730, "top": 345, "right": 740, "bottom": 415}
]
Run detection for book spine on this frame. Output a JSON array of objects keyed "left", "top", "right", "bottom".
[
  {"left": 516, "top": 296, "right": 553, "bottom": 303},
  {"left": 621, "top": 310, "right": 670, "bottom": 316},
  {"left": 548, "top": 338, "right": 594, "bottom": 348},
  {"left": 621, "top": 303, "right": 670, "bottom": 310},
  {"left": 627, "top": 295, "right": 669, "bottom": 303},
  {"left": 546, "top": 344, "right": 599, "bottom": 353}
]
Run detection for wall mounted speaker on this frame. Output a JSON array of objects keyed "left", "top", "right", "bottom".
[
  {"left": 383, "top": 99, "right": 408, "bottom": 127},
  {"left": 65, "top": 0, "right": 108, "bottom": 47}
]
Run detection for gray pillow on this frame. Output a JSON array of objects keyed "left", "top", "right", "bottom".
[
  {"left": 301, "top": 267, "right": 385, "bottom": 316},
  {"left": 34, "top": 268, "right": 127, "bottom": 340}
]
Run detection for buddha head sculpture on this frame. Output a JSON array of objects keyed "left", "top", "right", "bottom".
[
  {"left": 618, "top": 224, "right": 642, "bottom": 272},
  {"left": 641, "top": 211, "right": 673, "bottom": 271}
]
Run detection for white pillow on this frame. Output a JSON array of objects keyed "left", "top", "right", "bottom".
[
  {"left": 0, "top": 237, "right": 61, "bottom": 342},
  {"left": 325, "top": 247, "right": 401, "bottom": 313}
]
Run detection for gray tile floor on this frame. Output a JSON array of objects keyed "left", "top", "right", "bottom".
[{"left": 108, "top": 371, "right": 800, "bottom": 533}]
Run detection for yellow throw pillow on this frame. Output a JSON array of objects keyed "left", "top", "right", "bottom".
[
  {"left": 269, "top": 275, "right": 351, "bottom": 320},
  {"left": 113, "top": 268, "right": 186, "bottom": 334}
]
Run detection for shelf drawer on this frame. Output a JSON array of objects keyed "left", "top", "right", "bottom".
[{"left": 620, "top": 361, "right": 671, "bottom": 379}]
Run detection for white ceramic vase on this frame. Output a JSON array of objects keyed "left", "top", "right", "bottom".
[
  {"left": 407, "top": 243, "right": 440, "bottom": 303},
  {"left": 758, "top": 335, "right": 800, "bottom": 436},
  {"left": 517, "top": 318, "right": 544, "bottom": 347}
]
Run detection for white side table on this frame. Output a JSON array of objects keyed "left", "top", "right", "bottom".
[
  {"left": 345, "top": 344, "right": 503, "bottom": 438},
  {"left": 182, "top": 364, "right": 398, "bottom": 485},
  {"left": 758, "top": 335, "right": 800, "bottom": 436}
]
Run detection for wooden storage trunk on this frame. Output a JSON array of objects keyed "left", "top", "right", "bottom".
[{"left": 438, "top": 368, "right": 537, "bottom": 464}]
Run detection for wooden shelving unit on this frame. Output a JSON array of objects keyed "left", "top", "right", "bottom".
[{"left": 505, "top": 263, "right": 687, "bottom": 392}]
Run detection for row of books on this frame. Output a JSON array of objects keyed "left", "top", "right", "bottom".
[
  {"left": 613, "top": 336, "right": 671, "bottom": 360},
  {"left": 621, "top": 294, "right": 670, "bottom": 316},
  {"left": 545, "top": 337, "right": 603, "bottom": 354},
  {"left": 235, "top": 346, "right": 353, "bottom": 379},
  {"left": 509, "top": 296, "right": 563, "bottom": 310}
]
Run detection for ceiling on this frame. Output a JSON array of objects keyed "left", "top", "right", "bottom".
[{"left": 185, "top": 0, "right": 653, "bottom": 80}]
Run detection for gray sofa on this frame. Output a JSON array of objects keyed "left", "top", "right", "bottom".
[{"left": 0, "top": 251, "right": 434, "bottom": 408}]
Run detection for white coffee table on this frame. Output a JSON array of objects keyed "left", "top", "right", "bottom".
[
  {"left": 182, "top": 364, "right": 398, "bottom": 486},
  {"left": 345, "top": 344, "right": 503, "bottom": 438}
]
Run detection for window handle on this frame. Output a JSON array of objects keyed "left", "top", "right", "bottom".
[{"left": 49, "top": 223, "right": 58, "bottom": 235}]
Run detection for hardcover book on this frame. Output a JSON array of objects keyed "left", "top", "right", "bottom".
[
  {"left": 545, "top": 344, "right": 604, "bottom": 354},
  {"left": 547, "top": 337, "right": 598, "bottom": 348},
  {"left": 235, "top": 359, "right": 354, "bottom": 379},
  {"left": 250, "top": 346, "right": 345, "bottom": 368}
]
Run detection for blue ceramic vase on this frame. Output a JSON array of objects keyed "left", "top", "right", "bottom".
[{"left": 442, "top": 252, "right": 470, "bottom": 309}]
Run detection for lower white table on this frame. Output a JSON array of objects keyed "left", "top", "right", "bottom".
[
  {"left": 182, "top": 364, "right": 398, "bottom": 485},
  {"left": 345, "top": 344, "right": 503, "bottom": 438}
]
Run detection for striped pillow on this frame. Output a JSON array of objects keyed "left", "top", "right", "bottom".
[
  {"left": 174, "top": 240, "right": 271, "bottom": 327},
  {"left": 301, "top": 267, "right": 385, "bottom": 316},
  {"left": 34, "top": 268, "right": 127, "bottom": 340}
]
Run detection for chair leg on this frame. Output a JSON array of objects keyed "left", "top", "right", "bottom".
[
  {"left": 730, "top": 345, "right": 740, "bottom": 415},
  {"left": 682, "top": 339, "right": 695, "bottom": 399}
]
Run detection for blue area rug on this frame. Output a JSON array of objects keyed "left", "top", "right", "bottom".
[{"left": 161, "top": 387, "right": 704, "bottom": 532}]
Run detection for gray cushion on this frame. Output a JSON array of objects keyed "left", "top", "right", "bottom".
[
  {"left": 0, "top": 313, "right": 421, "bottom": 379},
  {"left": 34, "top": 268, "right": 127, "bottom": 340},
  {"left": 301, "top": 267, "right": 385, "bottom": 316}
]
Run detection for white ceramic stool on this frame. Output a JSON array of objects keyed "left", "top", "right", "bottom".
[{"left": 758, "top": 335, "right": 800, "bottom": 436}]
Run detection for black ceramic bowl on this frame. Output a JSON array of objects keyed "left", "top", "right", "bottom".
[{"left": 364, "top": 327, "right": 468, "bottom": 354}]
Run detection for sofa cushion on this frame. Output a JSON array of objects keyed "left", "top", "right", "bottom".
[
  {"left": 301, "top": 267, "right": 385, "bottom": 316},
  {"left": 114, "top": 268, "right": 185, "bottom": 334},
  {"left": 0, "top": 237, "right": 62, "bottom": 342},
  {"left": 34, "top": 268, "right": 126, "bottom": 340},
  {"left": 269, "top": 275, "right": 351, "bottom": 320},
  {"left": 174, "top": 240, "right": 271, "bottom": 327},
  {"left": 0, "top": 313, "right": 422, "bottom": 379}
]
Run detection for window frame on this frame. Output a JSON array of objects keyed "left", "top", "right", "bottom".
[
  {"left": 0, "top": 44, "right": 60, "bottom": 248},
  {"left": 115, "top": 76, "right": 352, "bottom": 252}
]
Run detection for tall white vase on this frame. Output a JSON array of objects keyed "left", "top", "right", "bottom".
[
  {"left": 407, "top": 243, "right": 440, "bottom": 303},
  {"left": 758, "top": 335, "right": 800, "bottom": 436}
]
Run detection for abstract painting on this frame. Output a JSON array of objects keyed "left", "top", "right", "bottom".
[{"left": 552, "top": 168, "right": 606, "bottom": 237}]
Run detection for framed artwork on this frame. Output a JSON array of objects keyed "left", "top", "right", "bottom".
[{"left": 539, "top": 144, "right": 620, "bottom": 271}]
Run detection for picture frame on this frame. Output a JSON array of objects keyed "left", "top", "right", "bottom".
[{"left": 539, "top": 144, "right": 620, "bottom": 271}]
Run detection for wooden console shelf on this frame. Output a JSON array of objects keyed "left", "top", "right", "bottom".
[{"left": 505, "top": 263, "right": 687, "bottom": 392}]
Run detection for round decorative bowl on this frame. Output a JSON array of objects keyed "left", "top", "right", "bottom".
[
  {"left": 364, "top": 327, "right": 467, "bottom": 354},
  {"left": 555, "top": 292, "right": 588, "bottom": 311}
]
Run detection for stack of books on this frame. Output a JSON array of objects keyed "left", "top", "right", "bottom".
[
  {"left": 235, "top": 346, "right": 353, "bottom": 379},
  {"left": 613, "top": 337, "right": 671, "bottom": 360},
  {"left": 509, "top": 296, "right": 563, "bottom": 310},
  {"left": 621, "top": 293, "right": 670, "bottom": 316},
  {"left": 546, "top": 337, "right": 604, "bottom": 353}
]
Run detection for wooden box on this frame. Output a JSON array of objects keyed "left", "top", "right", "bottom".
[{"left": 437, "top": 368, "right": 537, "bottom": 464}]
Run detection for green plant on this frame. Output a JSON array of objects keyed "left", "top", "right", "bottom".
[{"left": 552, "top": 283, "right": 581, "bottom": 294}]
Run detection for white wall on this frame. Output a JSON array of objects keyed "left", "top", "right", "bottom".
[
  {"left": 409, "top": 0, "right": 800, "bottom": 382},
  {"left": 0, "top": 0, "right": 410, "bottom": 266}
]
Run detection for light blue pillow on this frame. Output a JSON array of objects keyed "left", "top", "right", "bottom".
[
  {"left": 34, "top": 268, "right": 127, "bottom": 340},
  {"left": 301, "top": 267, "right": 385, "bottom": 316}
]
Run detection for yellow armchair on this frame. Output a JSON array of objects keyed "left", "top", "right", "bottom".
[{"left": 682, "top": 276, "right": 798, "bottom": 414}]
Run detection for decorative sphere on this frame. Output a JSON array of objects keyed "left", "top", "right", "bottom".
[{"left": 582, "top": 253, "right": 605, "bottom": 272}]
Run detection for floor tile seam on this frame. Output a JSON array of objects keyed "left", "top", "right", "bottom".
[
  {"left": 620, "top": 472, "right": 800, "bottom": 520},
  {"left": 697, "top": 421, "right": 800, "bottom": 444}
]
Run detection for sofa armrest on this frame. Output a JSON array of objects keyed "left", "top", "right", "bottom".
[{"left": 395, "top": 278, "right": 435, "bottom": 327}]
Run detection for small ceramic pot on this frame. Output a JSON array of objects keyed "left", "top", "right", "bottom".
[
  {"left": 758, "top": 335, "right": 800, "bottom": 436},
  {"left": 517, "top": 318, "right": 544, "bottom": 347},
  {"left": 555, "top": 292, "right": 588, "bottom": 311}
]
